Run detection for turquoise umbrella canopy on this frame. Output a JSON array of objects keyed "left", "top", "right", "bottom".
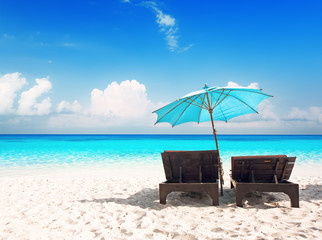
[
  {"left": 153, "top": 84, "right": 273, "bottom": 195},
  {"left": 153, "top": 84, "right": 272, "bottom": 127}
]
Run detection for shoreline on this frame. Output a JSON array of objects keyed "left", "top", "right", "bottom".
[{"left": 0, "top": 162, "right": 321, "bottom": 178}]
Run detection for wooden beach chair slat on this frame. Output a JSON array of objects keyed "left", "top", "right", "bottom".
[
  {"left": 273, "top": 159, "right": 280, "bottom": 184},
  {"left": 281, "top": 157, "right": 296, "bottom": 180},
  {"left": 161, "top": 153, "right": 173, "bottom": 181},
  {"left": 280, "top": 158, "right": 289, "bottom": 181}
]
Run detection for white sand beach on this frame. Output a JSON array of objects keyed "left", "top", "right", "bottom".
[{"left": 0, "top": 164, "right": 321, "bottom": 240}]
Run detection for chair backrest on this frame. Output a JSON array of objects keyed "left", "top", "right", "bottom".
[
  {"left": 231, "top": 155, "right": 296, "bottom": 183},
  {"left": 161, "top": 150, "right": 219, "bottom": 183}
]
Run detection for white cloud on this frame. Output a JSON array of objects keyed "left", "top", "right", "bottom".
[
  {"left": 47, "top": 79, "right": 158, "bottom": 130},
  {"left": 258, "top": 100, "right": 279, "bottom": 121},
  {"left": 122, "top": 1, "right": 192, "bottom": 52},
  {"left": 226, "top": 81, "right": 259, "bottom": 89},
  {"left": 179, "top": 43, "right": 194, "bottom": 52},
  {"left": 288, "top": 107, "right": 322, "bottom": 124},
  {"left": 156, "top": 11, "right": 175, "bottom": 27},
  {"left": 0, "top": 73, "right": 321, "bottom": 134},
  {"left": 143, "top": 1, "right": 179, "bottom": 52},
  {"left": 91, "top": 80, "right": 151, "bottom": 120},
  {"left": 17, "top": 77, "right": 52, "bottom": 116},
  {"left": 0, "top": 73, "right": 27, "bottom": 114},
  {"left": 56, "top": 100, "right": 82, "bottom": 114}
]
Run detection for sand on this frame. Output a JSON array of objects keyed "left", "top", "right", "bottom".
[{"left": 0, "top": 164, "right": 321, "bottom": 240}]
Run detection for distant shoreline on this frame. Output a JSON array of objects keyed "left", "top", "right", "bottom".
[{"left": 1, "top": 162, "right": 321, "bottom": 178}]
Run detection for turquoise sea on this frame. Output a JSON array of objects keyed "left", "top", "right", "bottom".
[{"left": 0, "top": 135, "right": 321, "bottom": 170}]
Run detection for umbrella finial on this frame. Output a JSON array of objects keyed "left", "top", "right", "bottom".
[{"left": 204, "top": 84, "right": 209, "bottom": 89}]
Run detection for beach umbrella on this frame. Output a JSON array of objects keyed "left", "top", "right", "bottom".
[{"left": 153, "top": 84, "right": 273, "bottom": 195}]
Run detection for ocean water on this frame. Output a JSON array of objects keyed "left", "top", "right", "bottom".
[{"left": 0, "top": 135, "right": 321, "bottom": 170}]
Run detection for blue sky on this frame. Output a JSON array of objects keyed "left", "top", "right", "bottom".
[{"left": 0, "top": 0, "right": 321, "bottom": 134}]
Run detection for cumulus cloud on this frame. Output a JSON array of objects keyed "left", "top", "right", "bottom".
[
  {"left": 226, "top": 81, "right": 259, "bottom": 89},
  {"left": 288, "top": 107, "right": 322, "bottom": 124},
  {"left": 257, "top": 100, "right": 279, "bottom": 121},
  {"left": 0, "top": 73, "right": 27, "bottom": 114},
  {"left": 17, "top": 77, "right": 52, "bottom": 115},
  {"left": 47, "top": 79, "right": 157, "bottom": 130},
  {"left": 56, "top": 100, "right": 82, "bottom": 114},
  {"left": 91, "top": 80, "right": 151, "bottom": 120},
  {"left": 4, "top": 73, "right": 320, "bottom": 134}
]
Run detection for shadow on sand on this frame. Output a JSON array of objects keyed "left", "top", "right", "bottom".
[
  {"left": 78, "top": 186, "right": 304, "bottom": 210},
  {"left": 300, "top": 184, "right": 322, "bottom": 201},
  {"left": 79, "top": 188, "right": 163, "bottom": 210}
]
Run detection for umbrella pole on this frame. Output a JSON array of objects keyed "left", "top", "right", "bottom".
[{"left": 209, "top": 109, "right": 224, "bottom": 196}]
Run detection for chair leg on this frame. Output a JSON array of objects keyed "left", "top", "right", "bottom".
[
  {"left": 284, "top": 185, "right": 299, "bottom": 208},
  {"left": 235, "top": 186, "right": 249, "bottom": 207},
  {"left": 220, "top": 180, "right": 223, "bottom": 196},
  {"left": 206, "top": 190, "right": 219, "bottom": 206},
  {"left": 159, "top": 186, "right": 171, "bottom": 204},
  {"left": 236, "top": 192, "right": 244, "bottom": 207}
]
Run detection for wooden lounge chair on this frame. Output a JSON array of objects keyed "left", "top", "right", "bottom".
[
  {"left": 230, "top": 155, "right": 299, "bottom": 208},
  {"left": 159, "top": 150, "right": 219, "bottom": 206}
]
